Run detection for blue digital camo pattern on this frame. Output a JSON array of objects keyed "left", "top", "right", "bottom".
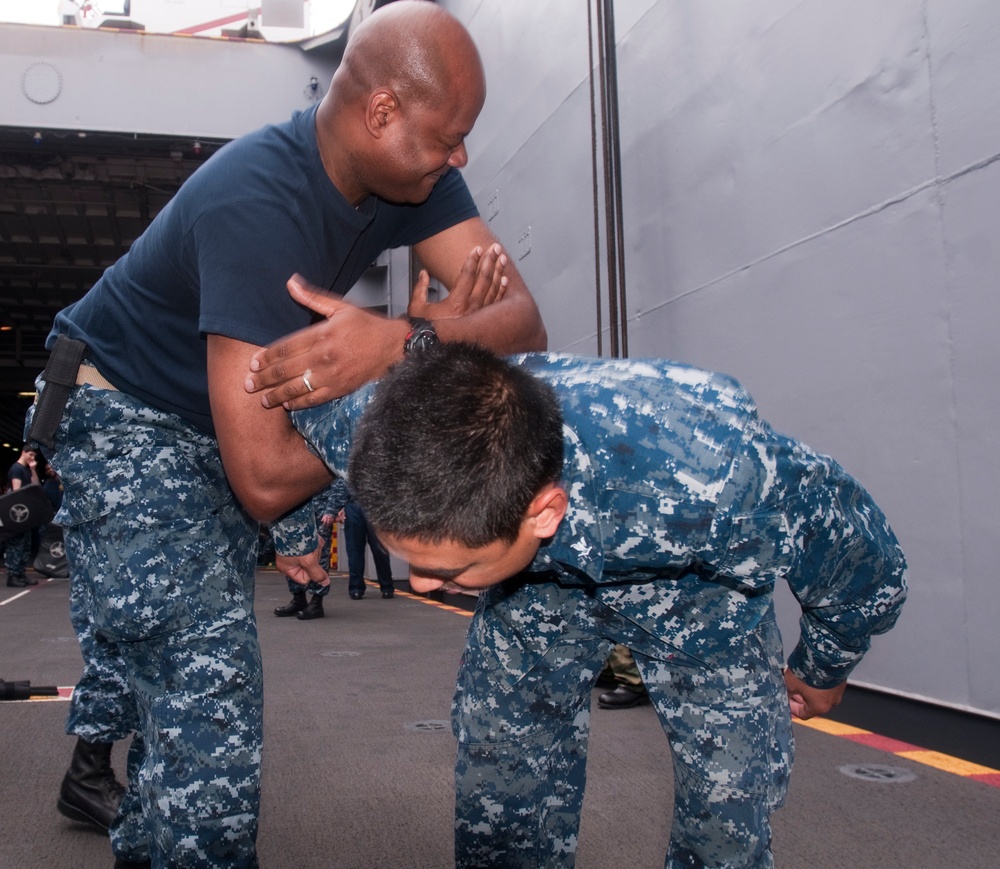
[
  {"left": 454, "top": 589, "right": 791, "bottom": 868},
  {"left": 268, "top": 494, "right": 321, "bottom": 557},
  {"left": 3, "top": 529, "right": 31, "bottom": 576},
  {"left": 30, "top": 377, "right": 263, "bottom": 869},
  {"left": 512, "top": 354, "right": 908, "bottom": 690},
  {"left": 317, "top": 477, "right": 350, "bottom": 586},
  {"left": 290, "top": 352, "right": 907, "bottom": 868},
  {"left": 278, "top": 477, "right": 350, "bottom": 596},
  {"left": 65, "top": 565, "right": 137, "bottom": 741}
]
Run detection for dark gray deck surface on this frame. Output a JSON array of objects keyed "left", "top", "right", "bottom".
[{"left": 2, "top": 569, "right": 999, "bottom": 868}]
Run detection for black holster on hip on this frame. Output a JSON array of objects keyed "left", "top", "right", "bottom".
[{"left": 28, "top": 335, "right": 86, "bottom": 450}]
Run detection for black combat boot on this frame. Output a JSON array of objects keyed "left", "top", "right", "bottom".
[
  {"left": 274, "top": 589, "right": 308, "bottom": 617},
  {"left": 296, "top": 594, "right": 325, "bottom": 620},
  {"left": 6, "top": 573, "right": 34, "bottom": 587},
  {"left": 56, "top": 738, "right": 125, "bottom": 833}
]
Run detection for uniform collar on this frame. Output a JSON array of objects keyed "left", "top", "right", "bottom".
[{"left": 530, "top": 425, "right": 605, "bottom": 583}]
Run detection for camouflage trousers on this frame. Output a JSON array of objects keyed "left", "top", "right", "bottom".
[
  {"left": 3, "top": 530, "right": 31, "bottom": 576},
  {"left": 453, "top": 582, "right": 792, "bottom": 869},
  {"left": 33, "top": 378, "right": 263, "bottom": 869},
  {"left": 283, "top": 575, "right": 331, "bottom": 597}
]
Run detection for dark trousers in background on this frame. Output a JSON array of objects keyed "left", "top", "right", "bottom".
[{"left": 343, "top": 500, "right": 393, "bottom": 595}]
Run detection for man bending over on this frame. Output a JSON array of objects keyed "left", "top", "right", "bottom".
[{"left": 279, "top": 341, "right": 907, "bottom": 869}]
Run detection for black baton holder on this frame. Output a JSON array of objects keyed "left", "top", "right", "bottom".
[{"left": 27, "top": 335, "right": 86, "bottom": 450}]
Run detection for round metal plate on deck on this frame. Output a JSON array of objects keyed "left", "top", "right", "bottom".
[
  {"left": 838, "top": 763, "right": 917, "bottom": 783},
  {"left": 404, "top": 720, "right": 450, "bottom": 733}
]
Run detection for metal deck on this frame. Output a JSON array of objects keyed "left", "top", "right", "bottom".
[{"left": 2, "top": 570, "right": 998, "bottom": 868}]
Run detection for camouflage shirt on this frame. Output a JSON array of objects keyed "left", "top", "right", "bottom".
[{"left": 287, "top": 353, "right": 908, "bottom": 689}]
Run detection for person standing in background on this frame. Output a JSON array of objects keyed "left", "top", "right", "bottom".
[
  {"left": 342, "top": 492, "right": 395, "bottom": 601},
  {"left": 273, "top": 478, "right": 349, "bottom": 620},
  {"left": 5, "top": 446, "right": 39, "bottom": 587}
]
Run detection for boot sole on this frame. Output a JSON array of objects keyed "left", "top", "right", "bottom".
[{"left": 56, "top": 795, "right": 111, "bottom": 832}]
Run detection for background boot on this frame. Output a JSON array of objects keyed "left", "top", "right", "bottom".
[
  {"left": 274, "top": 589, "right": 307, "bottom": 617},
  {"left": 57, "top": 738, "right": 125, "bottom": 833},
  {"left": 296, "top": 594, "right": 325, "bottom": 620}
]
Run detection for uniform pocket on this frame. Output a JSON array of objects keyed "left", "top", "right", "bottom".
[
  {"left": 469, "top": 581, "right": 584, "bottom": 688},
  {"left": 70, "top": 505, "right": 209, "bottom": 642},
  {"left": 710, "top": 510, "right": 794, "bottom": 592}
]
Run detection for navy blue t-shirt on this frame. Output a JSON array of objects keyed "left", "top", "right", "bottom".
[
  {"left": 8, "top": 461, "right": 32, "bottom": 489},
  {"left": 49, "top": 104, "right": 478, "bottom": 434}
]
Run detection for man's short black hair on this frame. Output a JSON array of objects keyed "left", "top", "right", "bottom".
[{"left": 347, "top": 343, "right": 564, "bottom": 547}]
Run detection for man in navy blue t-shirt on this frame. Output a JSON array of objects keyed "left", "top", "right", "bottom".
[
  {"left": 4, "top": 446, "right": 39, "bottom": 587},
  {"left": 33, "top": 3, "right": 545, "bottom": 867}
]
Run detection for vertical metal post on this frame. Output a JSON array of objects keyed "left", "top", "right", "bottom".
[
  {"left": 586, "top": 0, "right": 604, "bottom": 356},
  {"left": 589, "top": 0, "right": 628, "bottom": 358}
]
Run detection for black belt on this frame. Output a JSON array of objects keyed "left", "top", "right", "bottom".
[{"left": 28, "top": 335, "right": 86, "bottom": 450}]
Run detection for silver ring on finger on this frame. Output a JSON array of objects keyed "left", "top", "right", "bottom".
[{"left": 302, "top": 370, "right": 315, "bottom": 393}]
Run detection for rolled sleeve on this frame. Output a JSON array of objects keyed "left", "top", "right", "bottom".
[
  {"left": 711, "top": 417, "right": 907, "bottom": 689},
  {"left": 271, "top": 389, "right": 373, "bottom": 556},
  {"left": 784, "top": 474, "right": 908, "bottom": 688},
  {"left": 269, "top": 500, "right": 318, "bottom": 556}
]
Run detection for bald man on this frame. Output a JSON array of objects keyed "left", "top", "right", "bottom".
[{"left": 32, "top": 3, "right": 543, "bottom": 866}]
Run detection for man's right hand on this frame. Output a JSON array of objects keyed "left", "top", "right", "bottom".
[
  {"left": 244, "top": 277, "right": 409, "bottom": 411},
  {"left": 784, "top": 670, "right": 848, "bottom": 720},
  {"left": 245, "top": 243, "right": 511, "bottom": 411}
]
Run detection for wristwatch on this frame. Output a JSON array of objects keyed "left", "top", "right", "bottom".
[{"left": 403, "top": 317, "right": 440, "bottom": 354}]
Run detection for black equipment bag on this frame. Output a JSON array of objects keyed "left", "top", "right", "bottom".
[
  {"left": 34, "top": 524, "right": 69, "bottom": 578},
  {"left": 0, "top": 484, "right": 54, "bottom": 542}
]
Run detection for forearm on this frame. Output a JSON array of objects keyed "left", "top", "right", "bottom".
[
  {"left": 414, "top": 217, "right": 547, "bottom": 353},
  {"left": 226, "top": 418, "right": 333, "bottom": 523},
  {"left": 209, "top": 333, "right": 334, "bottom": 522},
  {"left": 270, "top": 499, "right": 320, "bottom": 556},
  {"left": 433, "top": 287, "right": 546, "bottom": 353},
  {"left": 720, "top": 419, "right": 908, "bottom": 689}
]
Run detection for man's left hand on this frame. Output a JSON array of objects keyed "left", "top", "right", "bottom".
[{"left": 276, "top": 548, "right": 329, "bottom": 586}]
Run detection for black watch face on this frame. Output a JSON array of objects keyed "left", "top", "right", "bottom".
[
  {"left": 409, "top": 329, "right": 440, "bottom": 353},
  {"left": 405, "top": 322, "right": 440, "bottom": 354}
]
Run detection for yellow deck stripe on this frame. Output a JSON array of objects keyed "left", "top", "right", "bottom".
[{"left": 795, "top": 716, "right": 1000, "bottom": 785}]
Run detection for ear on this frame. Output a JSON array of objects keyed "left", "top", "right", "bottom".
[
  {"left": 366, "top": 90, "right": 398, "bottom": 137},
  {"left": 526, "top": 483, "right": 568, "bottom": 540}
]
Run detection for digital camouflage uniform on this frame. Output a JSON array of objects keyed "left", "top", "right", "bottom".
[
  {"left": 317, "top": 477, "right": 350, "bottom": 581},
  {"left": 276, "top": 477, "right": 350, "bottom": 599},
  {"left": 29, "top": 376, "right": 315, "bottom": 868},
  {"left": 29, "top": 86, "right": 474, "bottom": 867},
  {"left": 289, "top": 352, "right": 907, "bottom": 869},
  {"left": 4, "top": 460, "right": 34, "bottom": 581},
  {"left": 2, "top": 526, "right": 31, "bottom": 579}
]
